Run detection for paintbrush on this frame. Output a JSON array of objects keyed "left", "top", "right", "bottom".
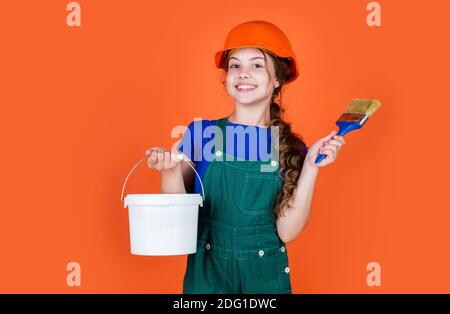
[{"left": 315, "top": 98, "right": 381, "bottom": 164}]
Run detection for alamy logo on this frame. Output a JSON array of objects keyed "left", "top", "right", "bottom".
[
  {"left": 171, "top": 121, "right": 280, "bottom": 172},
  {"left": 366, "top": 261, "right": 381, "bottom": 287},
  {"left": 66, "top": 261, "right": 81, "bottom": 287},
  {"left": 66, "top": 2, "right": 81, "bottom": 27},
  {"left": 366, "top": 2, "right": 381, "bottom": 27}
]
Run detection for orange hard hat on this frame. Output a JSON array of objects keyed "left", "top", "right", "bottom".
[{"left": 215, "top": 20, "right": 299, "bottom": 84}]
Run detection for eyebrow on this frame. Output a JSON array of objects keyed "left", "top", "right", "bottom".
[{"left": 229, "top": 57, "right": 265, "bottom": 61}]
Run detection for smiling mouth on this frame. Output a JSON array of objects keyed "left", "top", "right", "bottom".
[{"left": 235, "top": 84, "right": 258, "bottom": 92}]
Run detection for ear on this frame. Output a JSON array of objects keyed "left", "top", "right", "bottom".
[{"left": 274, "top": 80, "right": 280, "bottom": 88}]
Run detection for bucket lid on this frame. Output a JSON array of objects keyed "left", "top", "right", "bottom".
[{"left": 124, "top": 194, "right": 203, "bottom": 208}]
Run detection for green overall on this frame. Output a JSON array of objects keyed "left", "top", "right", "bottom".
[{"left": 182, "top": 117, "right": 292, "bottom": 294}]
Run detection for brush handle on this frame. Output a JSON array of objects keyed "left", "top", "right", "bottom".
[
  {"left": 314, "top": 121, "right": 362, "bottom": 164},
  {"left": 314, "top": 153, "right": 328, "bottom": 164}
]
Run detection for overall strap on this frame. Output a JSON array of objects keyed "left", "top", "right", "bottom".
[
  {"left": 268, "top": 124, "right": 279, "bottom": 164},
  {"left": 213, "top": 118, "right": 228, "bottom": 157}
]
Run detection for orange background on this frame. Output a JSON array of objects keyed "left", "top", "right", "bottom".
[{"left": 0, "top": 0, "right": 449, "bottom": 293}]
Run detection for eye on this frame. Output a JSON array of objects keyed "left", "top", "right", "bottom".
[{"left": 229, "top": 63, "right": 264, "bottom": 69}]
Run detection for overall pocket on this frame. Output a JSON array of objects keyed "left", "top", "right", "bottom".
[
  {"left": 183, "top": 238, "right": 231, "bottom": 294},
  {"left": 238, "top": 173, "right": 281, "bottom": 215},
  {"left": 237, "top": 245, "right": 289, "bottom": 294}
]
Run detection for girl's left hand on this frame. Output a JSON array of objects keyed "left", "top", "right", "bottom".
[{"left": 305, "top": 130, "right": 346, "bottom": 168}]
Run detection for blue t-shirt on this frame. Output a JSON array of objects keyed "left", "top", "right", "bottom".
[{"left": 177, "top": 118, "right": 307, "bottom": 195}]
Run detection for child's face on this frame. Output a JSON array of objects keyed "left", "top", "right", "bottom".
[{"left": 225, "top": 48, "right": 279, "bottom": 106}]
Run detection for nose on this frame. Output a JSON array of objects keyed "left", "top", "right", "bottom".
[{"left": 238, "top": 68, "right": 251, "bottom": 79}]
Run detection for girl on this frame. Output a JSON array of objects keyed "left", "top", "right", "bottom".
[{"left": 145, "top": 20, "right": 346, "bottom": 294}]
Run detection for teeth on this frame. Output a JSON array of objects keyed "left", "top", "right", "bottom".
[{"left": 237, "top": 85, "right": 257, "bottom": 90}]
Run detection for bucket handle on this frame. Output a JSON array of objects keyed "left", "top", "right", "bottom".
[{"left": 120, "top": 153, "right": 205, "bottom": 203}]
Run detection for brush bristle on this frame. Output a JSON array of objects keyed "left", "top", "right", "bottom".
[{"left": 345, "top": 99, "right": 381, "bottom": 118}]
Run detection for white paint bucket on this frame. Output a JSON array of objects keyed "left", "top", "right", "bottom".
[{"left": 121, "top": 154, "right": 205, "bottom": 256}]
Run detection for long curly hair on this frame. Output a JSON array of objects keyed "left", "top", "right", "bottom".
[{"left": 219, "top": 48, "right": 308, "bottom": 220}]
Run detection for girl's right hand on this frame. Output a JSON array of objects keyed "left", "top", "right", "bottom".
[
  {"left": 305, "top": 130, "right": 345, "bottom": 168},
  {"left": 145, "top": 147, "right": 183, "bottom": 172}
]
